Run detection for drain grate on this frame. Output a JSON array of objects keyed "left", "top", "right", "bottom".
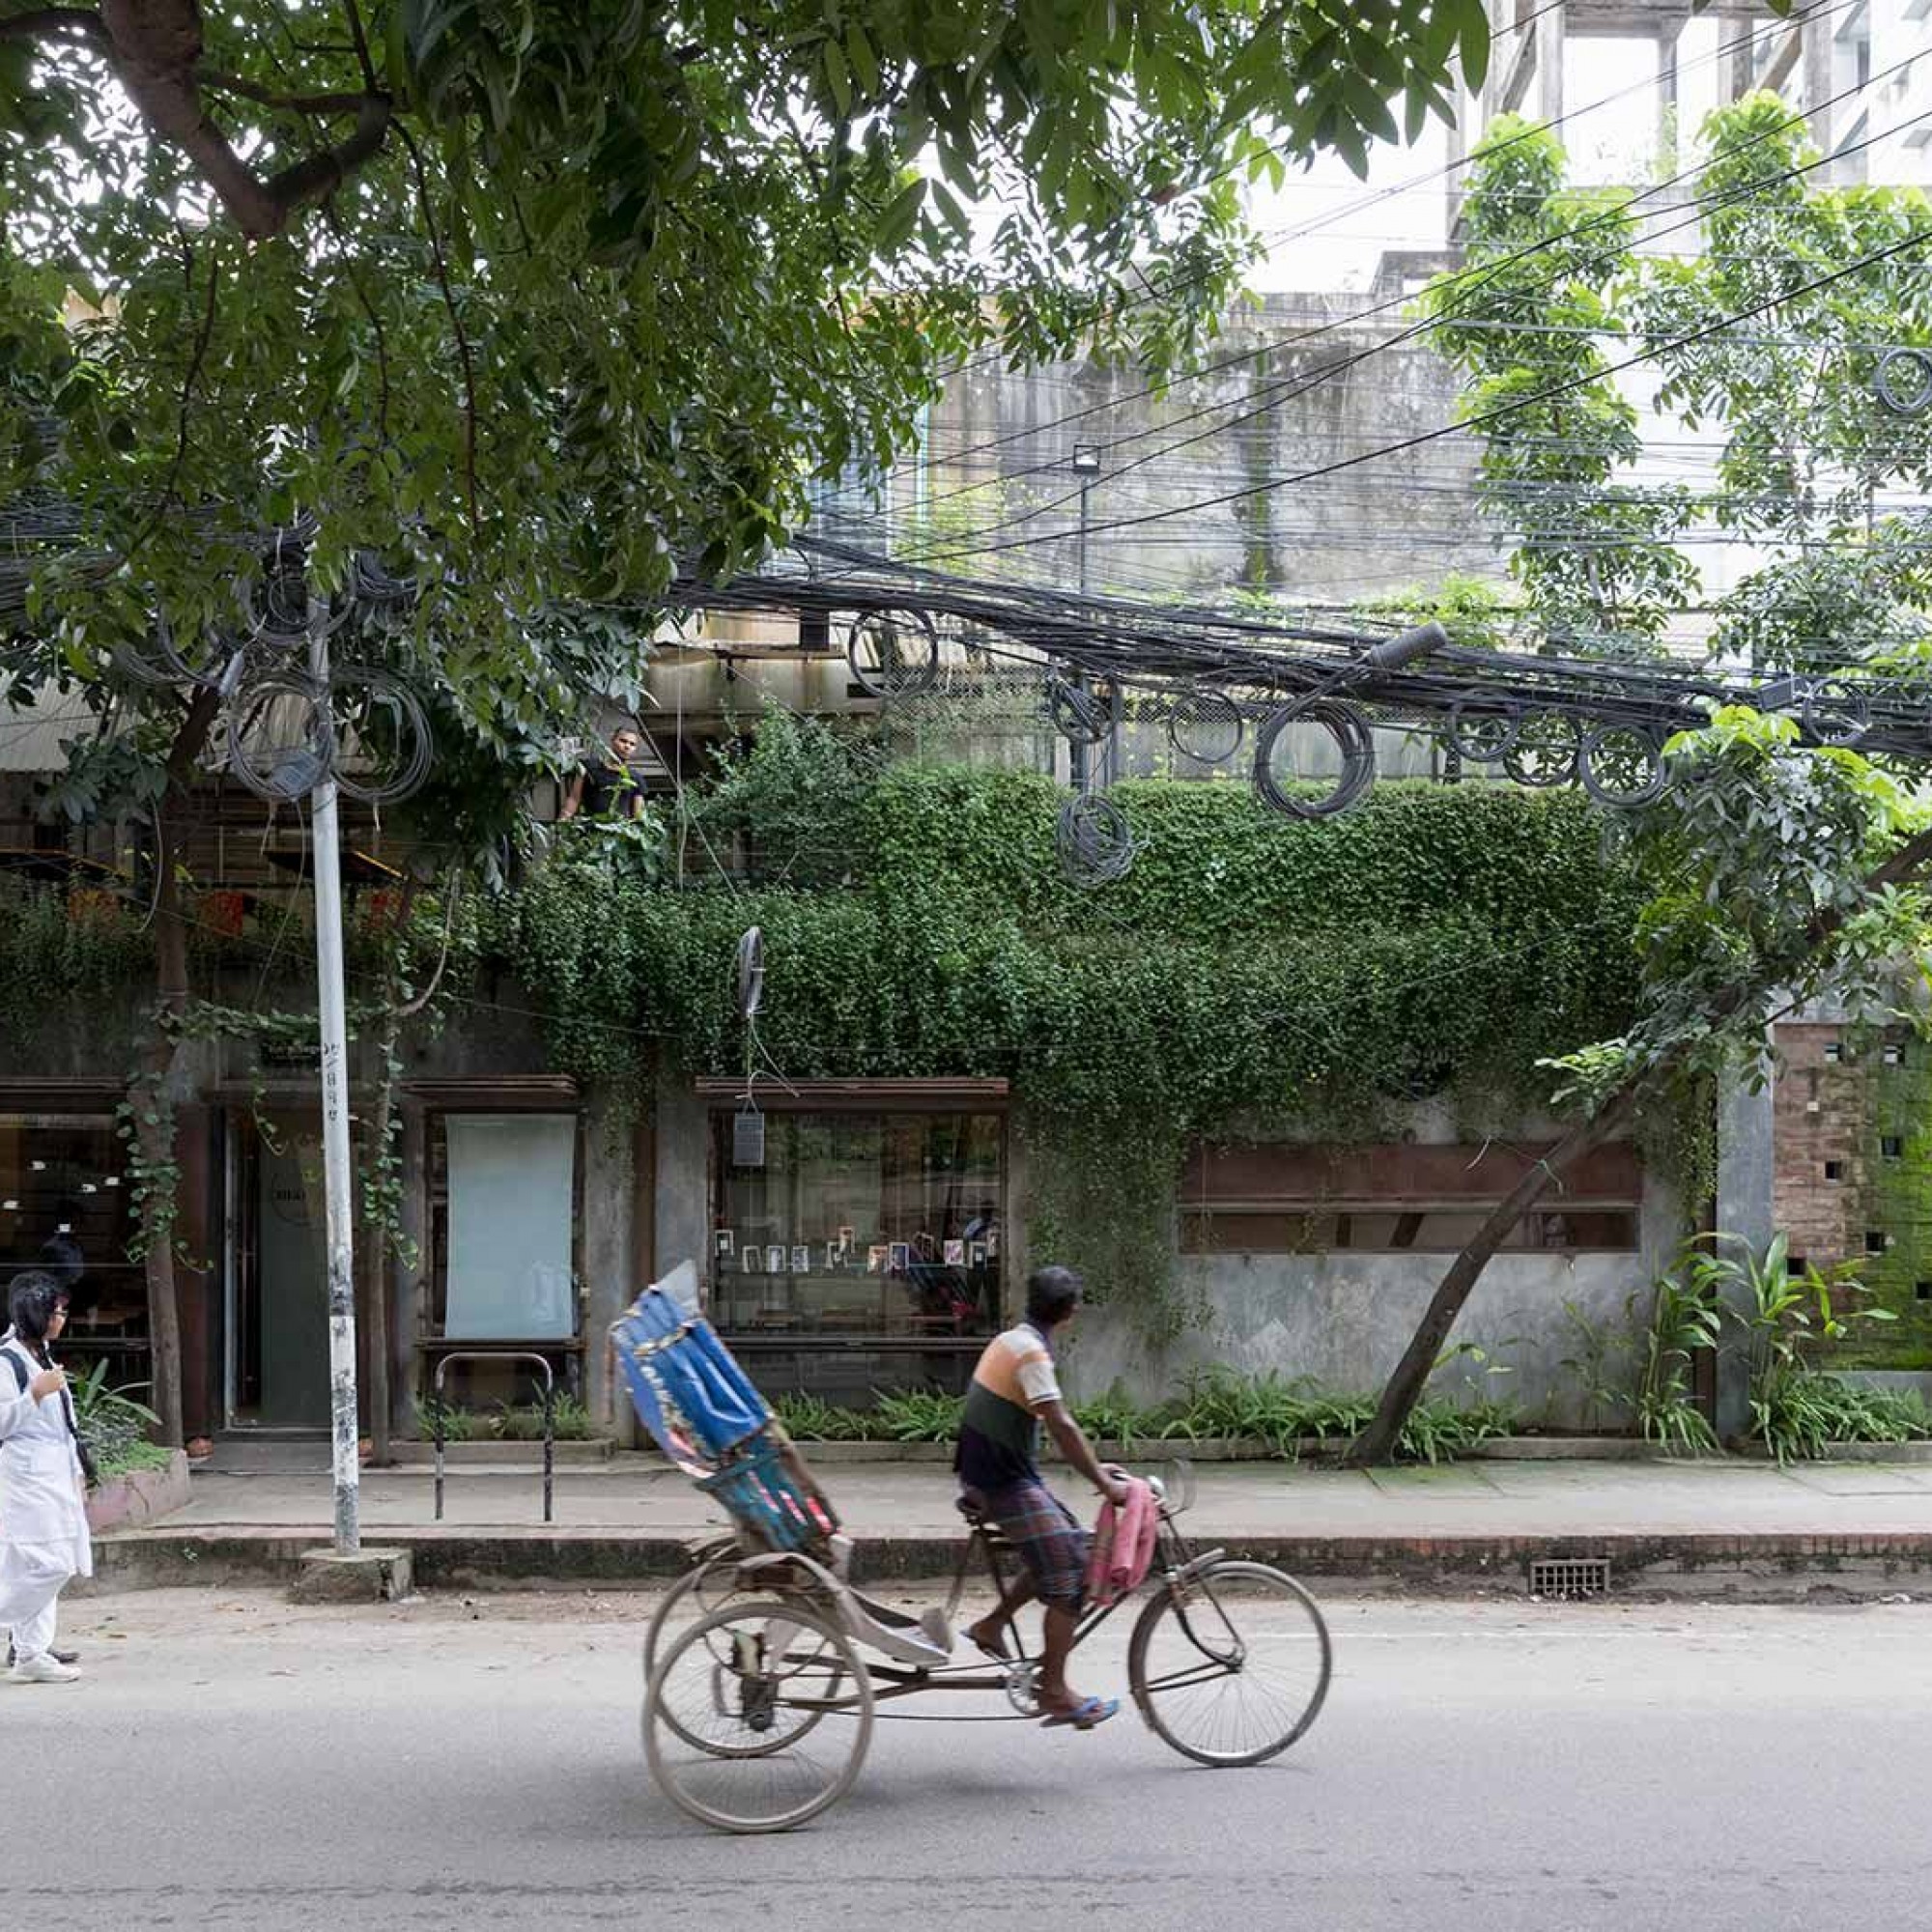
[{"left": 1528, "top": 1556, "right": 1611, "bottom": 1601}]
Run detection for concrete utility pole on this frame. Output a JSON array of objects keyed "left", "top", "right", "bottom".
[{"left": 308, "top": 617, "right": 361, "bottom": 1556}]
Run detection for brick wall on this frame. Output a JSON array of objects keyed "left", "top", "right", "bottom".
[
  {"left": 1773, "top": 1023, "right": 1868, "bottom": 1270},
  {"left": 1771, "top": 1020, "right": 1932, "bottom": 1358}
]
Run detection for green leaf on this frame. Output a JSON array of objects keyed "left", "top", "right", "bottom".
[
  {"left": 931, "top": 179, "right": 971, "bottom": 236},
  {"left": 846, "top": 23, "right": 880, "bottom": 98},
  {"left": 875, "top": 176, "right": 926, "bottom": 250},
  {"left": 823, "top": 38, "right": 851, "bottom": 119},
  {"left": 1459, "top": 0, "right": 1492, "bottom": 96}
]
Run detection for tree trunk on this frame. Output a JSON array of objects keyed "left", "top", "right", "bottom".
[
  {"left": 135, "top": 835, "right": 188, "bottom": 1448},
  {"left": 1348, "top": 822, "right": 1932, "bottom": 1466},
  {"left": 134, "top": 688, "right": 220, "bottom": 1449},
  {"left": 1347, "top": 1093, "right": 1635, "bottom": 1466}
]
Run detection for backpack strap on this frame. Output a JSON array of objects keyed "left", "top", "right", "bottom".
[{"left": 0, "top": 1344, "right": 27, "bottom": 1394}]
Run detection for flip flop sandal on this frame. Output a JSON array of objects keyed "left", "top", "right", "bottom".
[{"left": 1039, "top": 1696, "right": 1119, "bottom": 1731}]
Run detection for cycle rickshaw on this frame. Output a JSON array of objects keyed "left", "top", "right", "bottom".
[{"left": 615, "top": 1284, "right": 1333, "bottom": 1834}]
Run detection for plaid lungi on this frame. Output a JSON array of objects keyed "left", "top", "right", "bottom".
[{"left": 983, "top": 1478, "right": 1089, "bottom": 1607}]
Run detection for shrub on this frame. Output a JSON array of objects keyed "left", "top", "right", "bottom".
[{"left": 871, "top": 1389, "right": 966, "bottom": 1442}]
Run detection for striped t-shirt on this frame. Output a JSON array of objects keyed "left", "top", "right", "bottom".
[{"left": 954, "top": 1323, "right": 1062, "bottom": 1492}]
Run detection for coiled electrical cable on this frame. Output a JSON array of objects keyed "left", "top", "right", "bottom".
[
  {"left": 1444, "top": 700, "right": 1520, "bottom": 764},
  {"left": 238, "top": 545, "right": 352, "bottom": 650},
  {"left": 845, "top": 609, "right": 938, "bottom": 698},
  {"left": 1167, "top": 686, "right": 1245, "bottom": 764},
  {"left": 110, "top": 613, "right": 244, "bottom": 694},
  {"left": 109, "top": 622, "right": 185, "bottom": 689},
  {"left": 1577, "top": 724, "right": 1668, "bottom": 808},
  {"left": 224, "top": 669, "right": 333, "bottom": 803},
  {"left": 1501, "top": 709, "right": 1582, "bottom": 788},
  {"left": 1876, "top": 346, "right": 1932, "bottom": 417},
  {"left": 1047, "top": 675, "right": 1110, "bottom": 745},
  {"left": 1802, "top": 676, "right": 1871, "bottom": 746},
  {"left": 1055, "top": 793, "right": 1136, "bottom": 886},
  {"left": 1252, "top": 699, "right": 1377, "bottom": 818},
  {"left": 329, "top": 667, "right": 435, "bottom": 803},
  {"left": 350, "top": 549, "right": 419, "bottom": 608}
]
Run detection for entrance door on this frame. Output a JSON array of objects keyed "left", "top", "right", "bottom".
[{"left": 231, "top": 1114, "right": 331, "bottom": 1428}]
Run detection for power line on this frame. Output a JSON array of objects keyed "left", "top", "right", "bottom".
[
  {"left": 914, "top": 181, "right": 1932, "bottom": 566},
  {"left": 877, "top": 2, "right": 1880, "bottom": 517},
  {"left": 897, "top": 84, "right": 1932, "bottom": 567},
  {"left": 879, "top": 0, "right": 1581, "bottom": 408}
]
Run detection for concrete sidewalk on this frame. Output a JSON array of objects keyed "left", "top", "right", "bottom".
[{"left": 80, "top": 1451, "right": 1932, "bottom": 1598}]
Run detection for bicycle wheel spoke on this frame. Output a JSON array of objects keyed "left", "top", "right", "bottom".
[{"left": 1129, "top": 1562, "right": 1332, "bottom": 1767}]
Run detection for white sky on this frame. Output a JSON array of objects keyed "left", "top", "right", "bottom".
[{"left": 1240, "top": 19, "right": 1733, "bottom": 294}]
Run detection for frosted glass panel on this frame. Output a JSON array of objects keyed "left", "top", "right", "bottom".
[{"left": 443, "top": 1114, "right": 577, "bottom": 1338}]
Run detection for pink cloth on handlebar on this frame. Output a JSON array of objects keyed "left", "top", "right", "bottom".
[{"left": 1084, "top": 1477, "right": 1158, "bottom": 1607}]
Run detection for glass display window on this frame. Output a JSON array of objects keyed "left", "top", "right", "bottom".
[
  {"left": 421, "top": 1110, "right": 584, "bottom": 1413},
  {"left": 708, "top": 1109, "right": 1005, "bottom": 1367},
  {"left": 0, "top": 1113, "right": 144, "bottom": 1364}
]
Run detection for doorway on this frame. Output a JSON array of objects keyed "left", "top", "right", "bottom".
[{"left": 228, "top": 1112, "right": 332, "bottom": 1429}]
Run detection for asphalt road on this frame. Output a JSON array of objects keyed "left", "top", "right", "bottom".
[{"left": 13, "top": 1585, "right": 1932, "bottom": 1930}]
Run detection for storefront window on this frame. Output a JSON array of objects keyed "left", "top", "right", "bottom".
[
  {"left": 709, "top": 1110, "right": 1004, "bottom": 1396},
  {"left": 0, "top": 1114, "right": 144, "bottom": 1368},
  {"left": 419, "top": 1110, "right": 583, "bottom": 1417},
  {"left": 429, "top": 1113, "right": 581, "bottom": 1339}
]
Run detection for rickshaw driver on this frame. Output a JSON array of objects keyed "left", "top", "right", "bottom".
[{"left": 955, "top": 1264, "right": 1131, "bottom": 1730}]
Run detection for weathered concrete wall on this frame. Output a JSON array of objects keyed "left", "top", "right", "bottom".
[
  {"left": 1069, "top": 1254, "right": 1628, "bottom": 1426},
  {"left": 650, "top": 1063, "right": 710, "bottom": 1291},
  {"left": 923, "top": 265, "right": 1495, "bottom": 607},
  {"left": 1065, "top": 1165, "right": 1684, "bottom": 1430}
]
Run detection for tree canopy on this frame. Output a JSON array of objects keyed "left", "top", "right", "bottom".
[
  {"left": 1, "top": 0, "right": 1491, "bottom": 684},
  {"left": 1354, "top": 97, "right": 1932, "bottom": 1460},
  {"left": 1421, "top": 98, "right": 1932, "bottom": 659}
]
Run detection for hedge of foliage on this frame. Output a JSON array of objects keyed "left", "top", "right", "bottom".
[{"left": 479, "top": 735, "right": 1648, "bottom": 1349}]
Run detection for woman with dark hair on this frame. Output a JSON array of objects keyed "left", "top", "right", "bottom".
[{"left": 0, "top": 1270, "right": 92, "bottom": 1684}]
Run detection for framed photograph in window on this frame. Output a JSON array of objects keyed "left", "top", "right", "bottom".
[
  {"left": 789, "top": 1244, "right": 810, "bottom": 1273},
  {"left": 836, "top": 1225, "right": 855, "bottom": 1256},
  {"left": 766, "top": 1244, "right": 786, "bottom": 1273},
  {"left": 713, "top": 1228, "right": 735, "bottom": 1260},
  {"left": 888, "top": 1241, "right": 910, "bottom": 1275},
  {"left": 825, "top": 1241, "right": 842, "bottom": 1270},
  {"left": 943, "top": 1238, "right": 965, "bottom": 1266},
  {"left": 867, "top": 1244, "right": 889, "bottom": 1274},
  {"left": 742, "top": 1245, "right": 760, "bottom": 1273},
  {"left": 968, "top": 1241, "right": 987, "bottom": 1268}
]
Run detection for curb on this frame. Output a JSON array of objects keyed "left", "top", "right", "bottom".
[{"left": 76, "top": 1522, "right": 1932, "bottom": 1600}]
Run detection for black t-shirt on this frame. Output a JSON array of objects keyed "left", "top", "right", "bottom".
[{"left": 578, "top": 760, "right": 639, "bottom": 818}]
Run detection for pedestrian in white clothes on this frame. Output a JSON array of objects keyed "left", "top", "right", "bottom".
[{"left": 0, "top": 1271, "right": 93, "bottom": 1684}]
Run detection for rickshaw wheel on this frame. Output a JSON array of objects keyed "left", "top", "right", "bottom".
[
  {"left": 640, "top": 1548, "right": 742, "bottom": 1693},
  {"left": 646, "top": 1598, "right": 872, "bottom": 1833}
]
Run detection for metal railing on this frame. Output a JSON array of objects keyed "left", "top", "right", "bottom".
[{"left": 431, "top": 1350, "right": 556, "bottom": 1524}]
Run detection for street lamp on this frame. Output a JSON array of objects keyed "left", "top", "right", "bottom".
[
  {"left": 1070, "top": 442, "right": 1102, "bottom": 599},
  {"left": 1069, "top": 444, "right": 1104, "bottom": 790}
]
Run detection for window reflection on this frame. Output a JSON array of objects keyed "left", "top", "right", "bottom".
[
  {"left": 0, "top": 1114, "right": 143, "bottom": 1364},
  {"left": 709, "top": 1111, "right": 1005, "bottom": 1354}
]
